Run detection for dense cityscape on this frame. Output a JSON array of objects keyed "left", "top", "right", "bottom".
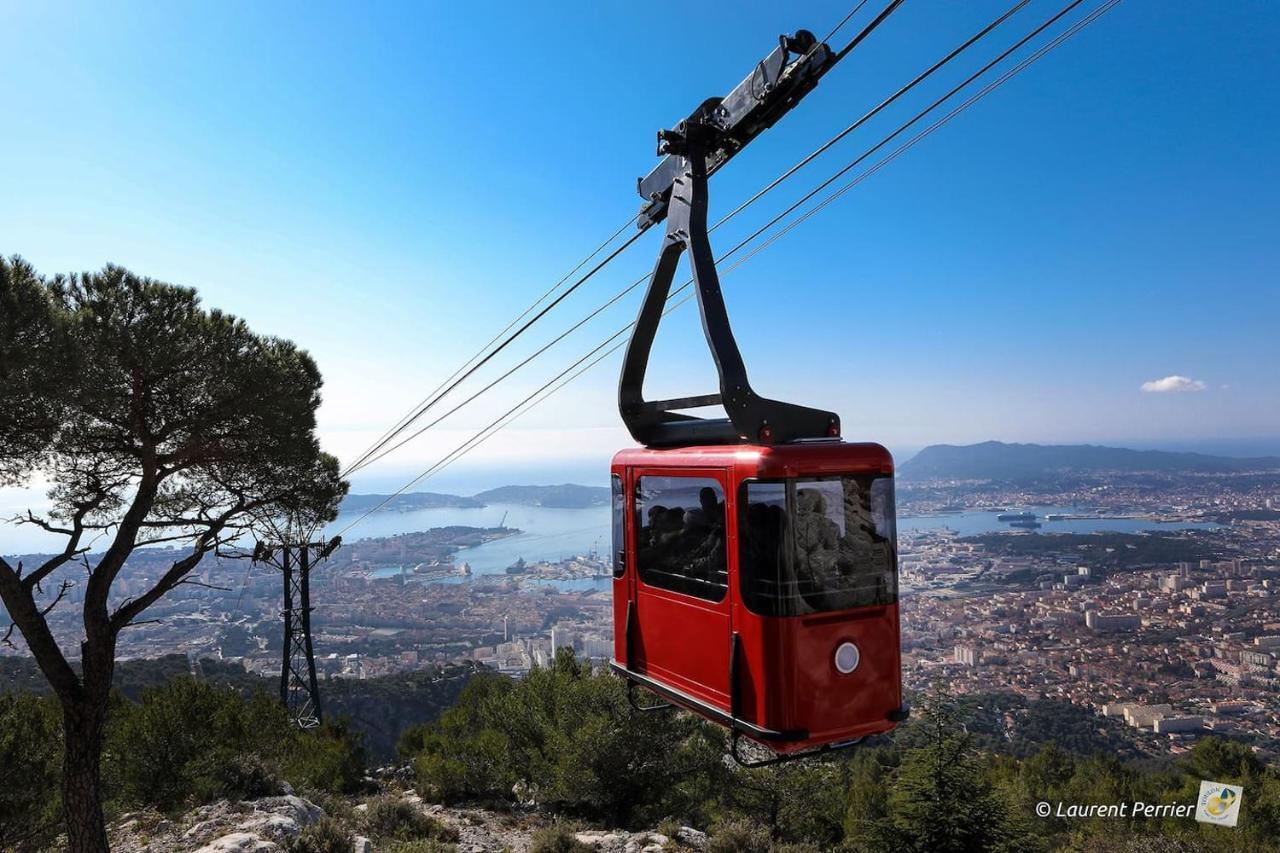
[{"left": 5, "top": 459, "right": 1280, "bottom": 762}]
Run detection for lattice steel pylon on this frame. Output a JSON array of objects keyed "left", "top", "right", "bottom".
[{"left": 253, "top": 536, "right": 341, "bottom": 729}]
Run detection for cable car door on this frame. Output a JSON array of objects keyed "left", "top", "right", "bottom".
[{"left": 628, "top": 469, "right": 733, "bottom": 710}]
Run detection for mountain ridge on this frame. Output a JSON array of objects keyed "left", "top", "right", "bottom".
[
  {"left": 339, "top": 483, "right": 610, "bottom": 514},
  {"left": 899, "top": 440, "right": 1280, "bottom": 481}
]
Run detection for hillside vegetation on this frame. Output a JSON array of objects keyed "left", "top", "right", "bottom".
[
  {"left": 0, "top": 654, "right": 478, "bottom": 761},
  {"left": 4, "top": 654, "right": 1279, "bottom": 851}
]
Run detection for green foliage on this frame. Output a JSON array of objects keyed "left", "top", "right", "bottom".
[
  {"left": 406, "top": 650, "right": 725, "bottom": 826},
  {"left": 0, "top": 692, "right": 63, "bottom": 848},
  {"left": 359, "top": 796, "right": 458, "bottom": 842},
  {"left": 104, "top": 677, "right": 364, "bottom": 813},
  {"left": 528, "top": 823, "right": 594, "bottom": 853},
  {"left": 879, "top": 688, "right": 1017, "bottom": 853},
  {"left": 285, "top": 817, "right": 353, "bottom": 853},
  {"left": 283, "top": 718, "right": 368, "bottom": 796},
  {"left": 7, "top": 655, "right": 1280, "bottom": 852},
  {"left": 707, "top": 818, "right": 772, "bottom": 853}
]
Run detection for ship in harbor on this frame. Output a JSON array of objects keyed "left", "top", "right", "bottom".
[
  {"left": 997, "top": 511, "right": 1037, "bottom": 522},
  {"left": 506, "top": 556, "right": 528, "bottom": 575}
]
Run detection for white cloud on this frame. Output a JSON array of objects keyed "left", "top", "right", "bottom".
[{"left": 1140, "top": 375, "right": 1207, "bottom": 393}]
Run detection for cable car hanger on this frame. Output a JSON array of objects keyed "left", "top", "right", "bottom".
[
  {"left": 619, "top": 25, "right": 852, "bottom": 448},
  {"left": 617, "top": 0, "right": 910, "bottom": 448}
]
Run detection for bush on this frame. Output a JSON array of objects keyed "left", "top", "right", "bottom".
[
  {"left": 708, "top": 819, "right": 772, "bottom": 853},
  {"left": 406, "top": 652, "right": 727, "bottom": 825},
  {"left": 0, "top": 693, "right": 62, "bottom": 849},
  {"left": 286, "top": 817, "right": 353, "bottom": 853},
  {"left": 360, "top": 796, "right": 458, "bottom": 843},
  {"left": 106, "top": 679, "right": 289, "bottom": 810},
  {"left": 528, "top": 823, "right": 594, "bottom": 853},
  {"left": 284, "top": 718, "right": 367, "bottom": 795},
  {"left": 105, "top": 678, "right": 366, "bottom": 813}
]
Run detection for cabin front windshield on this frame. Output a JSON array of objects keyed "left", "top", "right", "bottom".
[{"left": 739, "top": 475, "right": 897, "bottom": 616}]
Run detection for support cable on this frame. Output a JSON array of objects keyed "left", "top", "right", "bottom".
[
  {"left": 341, "top": 0, "right": 908, "bottom": 478},
  {"left": 335, "top": 0, "right": 1121, "bottom": 537},
  {"left": 342, "top": 218, "right": 635, "bottom": 475},
  {"left": 345, "top": 0, "right": 1029, "bottom": 474}
]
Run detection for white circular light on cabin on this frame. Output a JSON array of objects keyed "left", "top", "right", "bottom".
[{"left": 834, "top": 641, "right": 860, "bottom": 674}]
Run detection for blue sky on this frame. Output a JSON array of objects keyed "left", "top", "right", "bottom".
[{"left": 3, "top": 0, "right": 1278, "bottom": 496}]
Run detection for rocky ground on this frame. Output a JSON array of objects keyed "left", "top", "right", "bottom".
[{"left": 106, "top": 788, "right": 710, "bottom": 853}]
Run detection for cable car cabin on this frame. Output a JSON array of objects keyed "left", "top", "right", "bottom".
[
  {"left": 609, "top": 441, "right": 906, "bottom": 757},
  {"left": 609, "top": 23, "right": 907, "bottom": 761}
]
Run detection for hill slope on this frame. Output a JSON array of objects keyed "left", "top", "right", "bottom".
[
  {"left": 473, "top": 483, "right": 609, "bottom": 508},
  {"left": 900, "top": 440, "right": 1280, "bottom": 481},
  {"left": 340, "top": 491, "right": 484, "bottom": 512}
]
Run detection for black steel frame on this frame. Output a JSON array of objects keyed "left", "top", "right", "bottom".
[{"left": 619, "top": 31, "right": 842, "bottom": 449}]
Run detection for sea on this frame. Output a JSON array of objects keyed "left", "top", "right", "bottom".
[{"left": 322, "top": 502, "right": 1223, "bottom": 592}]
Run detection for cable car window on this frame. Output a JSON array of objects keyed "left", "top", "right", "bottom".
[
  {"left": 739, "top": 475, "right": 897, "bottom": 615},
  {"left": 611, "top": 474, "right": 625, "bottom": 578},
  {"left": 635, "top": 476, "right": 727, "bottom": 602}
]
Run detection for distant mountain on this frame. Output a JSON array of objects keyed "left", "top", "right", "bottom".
[
  {"left": 899, "top": 440, "right": 1280, "bottom": 481},
  {"left": 340, "top": 484, "right": 611, "bottom": 513},
  {"left": 474, "top": 483, "right": 610, "bottom": 509},
  {"left": 339, "top": 491, "right": 484, "bottom": 513}
]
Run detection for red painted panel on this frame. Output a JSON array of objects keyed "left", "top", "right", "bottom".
[
  {"left": 634, "top": 587, "right": 731, "bottom": 707},
  {"left": 611, "top": 442, "right": 904, "bottom": 753}
]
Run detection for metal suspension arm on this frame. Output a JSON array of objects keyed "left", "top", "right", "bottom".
[{"left": 618, "top": 41, "right": 842, "bottom": 448}]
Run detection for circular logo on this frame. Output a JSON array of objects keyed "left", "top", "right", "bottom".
[
  {"left": 834, "top": 641, "right": 860, "bottom": 674},
  {"left": 1204, "top": 787, "right": 1237, "bottom": 818}
]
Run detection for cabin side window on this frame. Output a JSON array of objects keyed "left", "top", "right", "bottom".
[
  {"left": 634, "top": 476, "right": 727, "bottom": 602},
  {"left": 611, "top": 474, "right": 625, "bottom": 578},
  {"left": 739, "top": 475, "right": 898, "bottom": 615}
]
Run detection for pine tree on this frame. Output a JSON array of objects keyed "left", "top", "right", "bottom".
[{"left": 883, "top": 684, "right": 1015, "bottom": 853}]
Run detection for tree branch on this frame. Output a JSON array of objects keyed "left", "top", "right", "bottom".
[
  {"left": 108, "top": 502, "right": 250, "bottom": 630},
  {"left": 22, "top": 493, "right": 107, "bottom": 591},
  {"left": 0, "top": 556, "right": 82, "bottom": 702},
  {"left": 39, "top": 579, "right": 74, "bottom": 617}
]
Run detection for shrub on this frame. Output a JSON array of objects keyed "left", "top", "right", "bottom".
[
  {"left": 406, "top": 654, "right": 726, "bottom": 825},
  {"left": 360, "top": 796, "right": 458, "bottom": 843},
  {"left": 708, "top": 819, "right": 772, "bottom": 853},
  {"left": 528, "top": 823, "right": 594, "bottom": 853},
  {"left": 105, "top": 677, "right": 366, "bottom": 813},
  {"left": 0, "top": 693, "right": 62, "bottom": 849},
  {"left": 286, "top": 817, "right": 353, "bottom": 853},
  {"left": 106, "top": 679, "right": 295, "bottom": 810},
  {"left": 284, "top": 718, "right": 367, "bottom": 795}
]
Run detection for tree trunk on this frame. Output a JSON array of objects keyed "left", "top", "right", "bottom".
[{"left": 61, "top": 698, "right": 109, "bottom": 853}]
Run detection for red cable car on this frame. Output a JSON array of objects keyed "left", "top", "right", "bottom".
[{"left": 609, "top": 27, "right": 906, "bottom": 764}]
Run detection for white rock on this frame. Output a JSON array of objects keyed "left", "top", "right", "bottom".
[
  {"left": 250, "top": 813, "right": 300, "bottom": 840},
  {"left": 271, "top": 794, "right": 325, "bottom": 827},
  {"left": 677, "top": 827, "right": 709, "bottom": 850},
  {"left": 191, "top": 832, "right": 279, "bottom": 853},
  {"left": 352, "top": 835, "right": 373, "bottom": 853}
]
